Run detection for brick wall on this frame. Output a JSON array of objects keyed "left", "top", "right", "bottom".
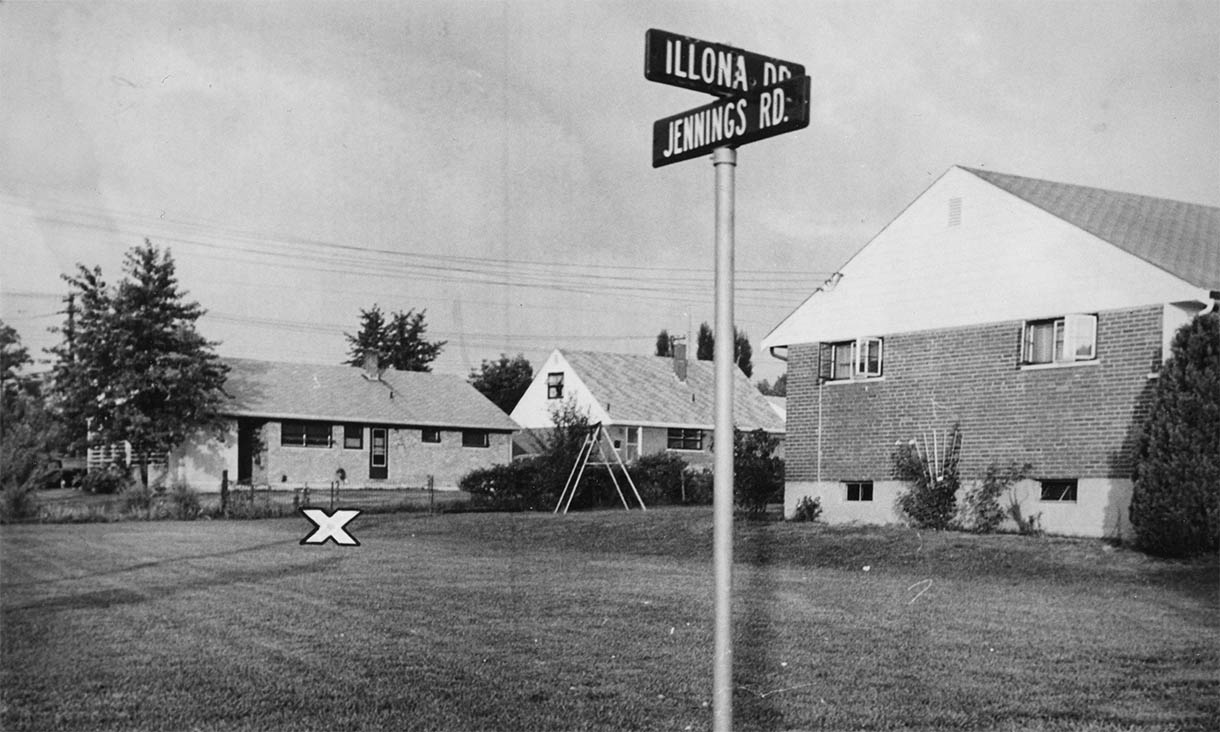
[{"left": 786, "top": 305, "right": 1161, "bottom": 483}]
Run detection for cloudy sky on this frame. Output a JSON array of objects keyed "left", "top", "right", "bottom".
[{"left": 3, "top": 0, "right": 1217, "bottom": 385}]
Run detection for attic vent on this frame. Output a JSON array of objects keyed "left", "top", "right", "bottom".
[{"left": 948, "top": 197, "right": 962, "bottom": 227}]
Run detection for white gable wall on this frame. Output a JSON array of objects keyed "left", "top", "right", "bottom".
[
  {"left": 509, "top": 350, "right": 610, "bottom": 429},
  {"left": 764, "top": 167, "right": 1211, "bottom": 348}
]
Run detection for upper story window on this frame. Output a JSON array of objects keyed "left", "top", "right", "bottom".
[
  {"left": 342, "top": 424, "right": 363, "bottom": 450},
  {"left": 667, "top": 428, "right": 704, "bottom": 451},
  {"left": 547, "top": 372, "right": 564, "bottom": 399},
  {"left": 282, "top": 421, "right": 331, "bottom": 448},
  {"left": 821, "top": 337, "right": 883, "bottom": 382},
  {"left": 1023, "top": 314, "right": 1096, "bottom": 366}
]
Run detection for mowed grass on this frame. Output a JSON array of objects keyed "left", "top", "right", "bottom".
[{"left": 2, "top": 508, "right": 1216, "bottom": 731}]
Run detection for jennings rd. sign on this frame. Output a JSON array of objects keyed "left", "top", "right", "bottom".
[
  {"left": 645, "top": 28, "right": 806, "bottom": 98},
  {"left": 652, "top": 75, "right": 810, "bottom": 168}
]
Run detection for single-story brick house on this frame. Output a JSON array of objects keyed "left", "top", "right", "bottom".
[
  {"left": 509, "top": 347, "right": 784, "bottom": 466},
  {"left": 166, "top": 357, "right": 518, "bottom": 491},
  {"left": 761, "top": 165, "right": 1219, "bottom": 538}
]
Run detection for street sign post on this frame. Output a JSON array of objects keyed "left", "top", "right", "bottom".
[
  {"left": 645, "top": 28, "right": 805, "bottom": 97},
  {"left": 652, "top": 75, "right": 810, "bottom": 168},
  {"left": 646, "top": 29, "right": 810, "bottom": 732}
]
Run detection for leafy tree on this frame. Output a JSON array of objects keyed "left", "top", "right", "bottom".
[
  {"left": 1130, "top": 312, "right": 1220, "bottom": 557},
  {"left": 655, "top": 329, "right": 672, "bottom": 357},
  {"left": 693, "top": 321, "right": 753, "bottom": 376},
  {"left": 469, "top": 353, "right": 533, "bottom": 414},
  {"left": 733, "top": 428, "right": 784, "bottom": 515},
  {"left": 757, "top": 373, "right": 787, "bottom": 396},
  {"left": 2, "top": 322, "right": 62, "bottom": 518},
  {"left": 345, "top": 305, "right": 445, "bottom": 372},
  {"left": 49, "top": 240, "right": 230, "bottom": 488}
]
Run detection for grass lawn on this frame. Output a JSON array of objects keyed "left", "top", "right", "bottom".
[{"left": 2, "top": 508, "right": 1216, "bottom": 731}]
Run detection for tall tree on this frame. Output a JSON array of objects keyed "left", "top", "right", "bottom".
[
  {"left": 692, "top": 321, "right": 754, "bottom": 376},
  {"left": 344, "top": 305, "right": 445, "bottom": 372},
  {"left": 655, "top": 329, "right": 672, "bottom": 357},
  {"left": 735, "top": 329, "right": 754, "bottom": 378},
  {"left": 1130, "top": 312, "right": 1220, "bottom": 557},
  {"left": 2, "top": 321, "right": 61, "bottom": 499},
  {"left": 50, "top": 240, "right": 230, "bottom": 488},
  {"left": 469, "top": 353, "right": 533, "bottom": 414},
  {"left": 696, "top": 322, "right": 714, "bottom": 361}
]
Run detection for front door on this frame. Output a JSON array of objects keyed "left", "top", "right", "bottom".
[
  {"left": 623, "top": 426, "right": 641, "bottom": 462},
  {"left": 369, "top": 427, "right": 388, "bottom": 480}
]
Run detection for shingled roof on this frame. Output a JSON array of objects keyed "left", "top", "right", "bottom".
[
  {"left": 220, "top": 358, "right": 518, "bottom": 431},
  {"left": 558, "top": 350, "right": 784, "bottom": 433},
  {"left": 963, "top": 167, "right": 1220, "bottom": 290}
]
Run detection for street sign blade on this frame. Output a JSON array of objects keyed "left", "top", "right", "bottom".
[
  {"left": 652, "top": 75, "right": 810, "bottom": 168},
  {"left": 645, "top": 28, "right": 806, "bottom": 98}
]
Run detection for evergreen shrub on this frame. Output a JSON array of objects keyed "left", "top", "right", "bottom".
[{"left": 1130, "top": 312, "right": 1220, "bottom": 557}]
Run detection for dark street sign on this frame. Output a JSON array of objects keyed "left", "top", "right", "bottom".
[
  {"left": 645, "top": 28, "right": 805, "bottom": 98},
  {"left": 652, "top": 75, "right": 810, "bottom": 168}
]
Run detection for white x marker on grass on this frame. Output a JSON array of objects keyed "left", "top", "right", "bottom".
[{"left": 300, "top": 508, "right": 362, "bottom": 546}]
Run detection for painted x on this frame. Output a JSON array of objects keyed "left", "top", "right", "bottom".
[{"left": 299, "top": 508, "right": 362, "bottom": 546}]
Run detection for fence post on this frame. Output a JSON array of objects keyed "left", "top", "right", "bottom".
[
  {"left": 428, "top": 474, "right": 435, "bottom": 514},
  {"left": 220, "top": 469, "right": 229, "bottom": 517}
]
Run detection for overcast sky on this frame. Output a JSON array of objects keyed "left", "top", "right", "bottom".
[{"left": 3, "top": 0, "right": 1217, "bottom": 385}]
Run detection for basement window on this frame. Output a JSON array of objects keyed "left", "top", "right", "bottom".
[
  {"left": 1040, "top": 479, "right": 1078, "bottom": 502},
  {"left": 846, "top": 481, "right": 874, "bottom": 502},
  {"left": 282, "top": 421, "right": 332, "bottom": 448},
  {"left": 1023, "top": 314, "right": 1096, "bottom": 365}
]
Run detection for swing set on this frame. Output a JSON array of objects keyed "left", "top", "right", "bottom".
[{"left": 553, "top": 423, "right": 647, "bottom": 514}]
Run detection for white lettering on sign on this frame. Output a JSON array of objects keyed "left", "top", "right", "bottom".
[
  {"left": 660, "top": 88, "right": 793, "bottom": 160},
  {"left": 665, "top": 38, "right": 748, "bottom": 93},
  {"left": 762, "top": 62, "right": 792, "bottom": 87}
]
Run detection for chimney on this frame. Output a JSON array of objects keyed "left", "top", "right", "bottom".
[
  {"left": 363, "top": 352, "right": 381, "bottom": 381},
  {"left": 673, "top": 342, "right": 688, "bottom": 382}
]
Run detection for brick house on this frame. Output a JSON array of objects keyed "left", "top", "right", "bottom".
[
  {"left": 509, "top": 348, "right": 784, "bottom": 466},
  {"left": 761, "top": 166, "right": 1219, "bottom": 538},
  {"left": 167, "top": 357, "right": 518, "bottom": 491}
]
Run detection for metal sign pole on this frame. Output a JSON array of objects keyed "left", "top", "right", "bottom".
[{"left": 711, "top": 145, "right": 736, "bottom": 732}]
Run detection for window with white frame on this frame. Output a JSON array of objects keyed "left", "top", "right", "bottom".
[
  {"left": 667, "top": 428, "right": 703, "bottom": 451},
  {"left": 821, "top": 338, "right": 884, "bottom": 381},
  {"left": 1023, "top": 314, "right": 1096, "bottom": 365},
  {"left": 546, "top": 372, "right": 564, "bottom": 399}
]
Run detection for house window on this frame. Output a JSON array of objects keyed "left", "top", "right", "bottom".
[
  {"left": 421, "top": 428, "right": 442, "bottom": 444},
  {"left": 281, "top": 421, "right": 331, "bottom": 448},
  {"left": 846, "top": 481, "right": 874, "bottom": 502},
  {"left": 1023, "top": 314, "right": 1096, "bottom": 365},
  {"left": 343, "top": 424, "right": 363, "bottom": 450},
  {"left": 821, "top": 338, "right": 884, "bottom": 381},
  {"left": 547, "top": 372, "right": 564, "bottom": 399},
  {"left": 667, "top": 428, "right": 703, "bottom": 451},
  {"left": 1040, "top": 479, "right": 1078, "bottom": 502},
  {"left": 462, "top": 430, "right": 490, "bottom": 448}
]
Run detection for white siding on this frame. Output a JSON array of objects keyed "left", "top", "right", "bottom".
[
  {"left": 764, "top": 167, "right": 1210, "bottom": 348},
  {"left": 509, "top": 350, "right": 610, "bottom": 429}
]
